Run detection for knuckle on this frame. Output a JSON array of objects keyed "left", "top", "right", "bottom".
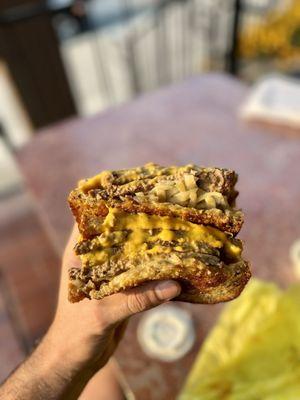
[
  {"left": 127, "top": 292, "right": 150, "bottom": 314},
  {"left": 126, "top": 289, "right": 160, "bottom": 314},
  {"left": 91, "top": 306, "right": 109, "bottom": 331},
  {"left": 146, "top": 290, "right": 160, "bottom": 305}
]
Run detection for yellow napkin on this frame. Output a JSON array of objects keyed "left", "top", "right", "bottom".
[{"left": 179, "top": 279, "right": 300, "bottom": 400}]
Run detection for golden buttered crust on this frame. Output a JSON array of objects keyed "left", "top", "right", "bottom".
[
  {"left": 68, "top": 257, "right": 251, "bottom": 304},
  {"left": 68, "top": 191, "right": 243, "bottom": 238}
]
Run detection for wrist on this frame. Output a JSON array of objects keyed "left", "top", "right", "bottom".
[
  {"left": 41, "top": 326, "right": 91, "bottom": 375},
  {"left": 27, "top": 329, "right": 98, "bottom": 399},
  {"left": 42, "top": 320, "right": 104, "bottom": 378}
]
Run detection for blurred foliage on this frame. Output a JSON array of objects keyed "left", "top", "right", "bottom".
[{"left": 239, "top": 0, "right": 300, "bottom": 61}]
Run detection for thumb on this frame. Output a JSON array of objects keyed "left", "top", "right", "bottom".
[{"left": 101, "top": 280, "right": 181, "bottom": 324}]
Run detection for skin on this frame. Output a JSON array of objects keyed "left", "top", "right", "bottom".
[{"left": 0, "top": 227, "right": 181, "bottom": 400}]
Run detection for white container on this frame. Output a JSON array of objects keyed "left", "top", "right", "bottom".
[{"left": 137, "top": 305, "right": 195, "bottom": 362}]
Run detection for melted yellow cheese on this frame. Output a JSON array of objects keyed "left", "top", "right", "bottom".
[
  {"left": 79, "top": 170, "right": 112, "bottom": 192},
  {"left": 78, "top": 163, "right": 188, "bottom": 192},
  {"left": 81, "top": 208, "right": 242, "bottom": 265},
  {"left": 81, "top": 248, "right": 115, "bottom": 266},
  {"left": 103, "top": 208, "right": 230, "bottom": 244}
]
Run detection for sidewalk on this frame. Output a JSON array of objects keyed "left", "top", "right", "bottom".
[{"left": 0, "top": 190, "right": 60, "bottom": 382}]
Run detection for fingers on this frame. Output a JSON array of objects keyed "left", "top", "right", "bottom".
[{"left": 100, "top": 280, "right": 181, "bottom": 325}]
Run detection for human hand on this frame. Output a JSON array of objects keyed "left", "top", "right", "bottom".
[
  {"left": 0, "top": 226, "right": 181, "bottom": 400},
  {"left": 46, "top": 225, "right": 181, "bottom": 379}
]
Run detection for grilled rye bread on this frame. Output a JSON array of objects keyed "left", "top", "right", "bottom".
[
  {"left": 68, "top": 163, "right": 250, "bottom": 303},
  {"left": 69, "top": 163, "right": 243, "bottom": 238}
]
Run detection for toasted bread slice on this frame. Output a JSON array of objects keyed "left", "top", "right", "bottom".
[
  {"left": 69, "top": 163, "right": 243, "bottom": 237},
  {"left": 69, "top": 246, "right": 250, "bottom": 303}
]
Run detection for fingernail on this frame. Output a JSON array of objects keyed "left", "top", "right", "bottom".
[{"left": 155, "top": 281, "right": 181, "bottom": 301}]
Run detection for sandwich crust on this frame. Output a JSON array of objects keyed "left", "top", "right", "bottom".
[{"left": 69, "top": 255, "right": 251, "bottom": 304}]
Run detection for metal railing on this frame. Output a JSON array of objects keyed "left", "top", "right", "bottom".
[{"left": 51, "top": 0, "right": 240, "bottom": 113}]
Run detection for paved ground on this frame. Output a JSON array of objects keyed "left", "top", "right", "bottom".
[{"left": 0, "top": 190, "right": 60, "bottom": 382}]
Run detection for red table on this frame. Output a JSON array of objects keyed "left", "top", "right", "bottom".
[{"left": 17, "top": 74, "right": 300, "bottom": 399}]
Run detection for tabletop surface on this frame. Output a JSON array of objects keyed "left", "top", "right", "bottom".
[{"left": 17, "top": 73, "right": 300, "bottom": 399}]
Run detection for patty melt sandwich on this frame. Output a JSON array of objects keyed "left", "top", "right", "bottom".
[{"left": 68, "top": 163, "right": 250, "bottom": 303}]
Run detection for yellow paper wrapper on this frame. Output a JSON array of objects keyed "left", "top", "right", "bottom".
[{"left": 179, "top": 279, "right": 300, "bottom": 400}]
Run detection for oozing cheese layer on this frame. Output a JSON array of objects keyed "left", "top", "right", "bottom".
[
  {"left": 78, "top": 163, "right": 174, "bottom": 191},
  {"left": 80, "top": 208, "right": 242, "bottom": 266}
]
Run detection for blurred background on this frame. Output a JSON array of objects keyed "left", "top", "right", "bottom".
[
  {"left": 0, "top": 0, "right": 300, "bottom": 396},
  {"left": 1, "top": 0, "right": 300, "bottom": 151}
]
